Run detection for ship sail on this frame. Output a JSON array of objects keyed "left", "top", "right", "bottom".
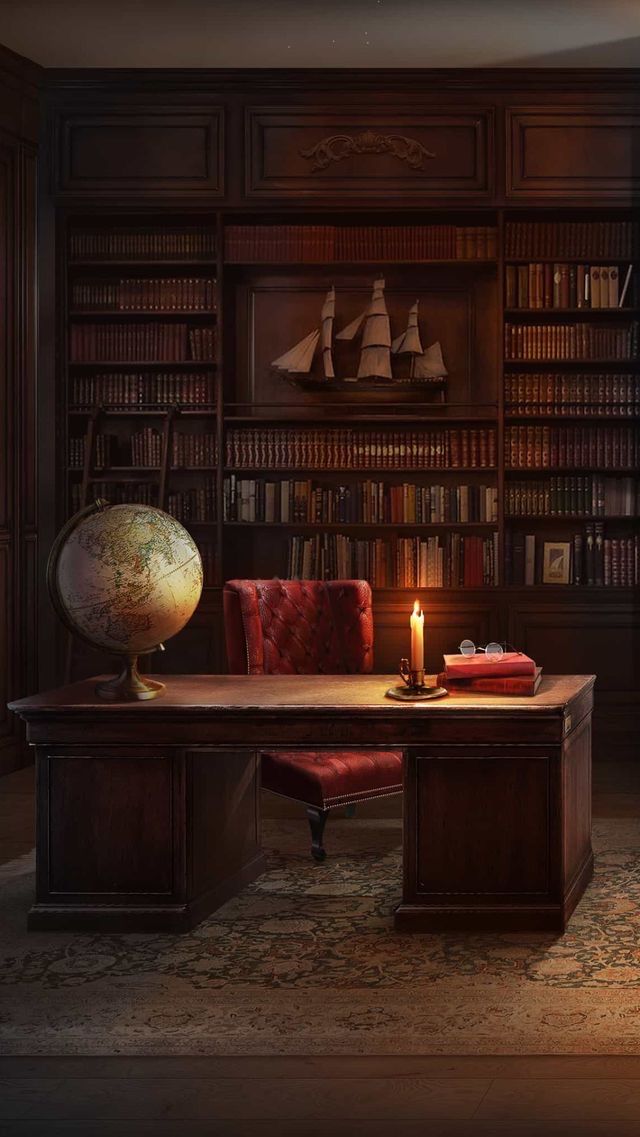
[
  {"left": 391, "top": 299, "right": 448, "bottom": 382},
  {"left": 391, "top": 300, "right": 423, "bottom": 357},
  {"left": 413, "top": 340, "right": 448, "bottom": 380},
  {"left": 271, "top": 286, "right": 335, "bottom": 378},
  {"left": 357, "top": 278, "right": 392, "bottom": 380},
  {"left": 335, "top": 279, "right": 392, "bottom": 380},
  {"left": 271, "top": 329, "right": 320, "bottom": 374}
]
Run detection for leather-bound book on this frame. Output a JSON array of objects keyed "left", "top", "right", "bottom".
[
  {"left": 437, "top": 667, "right": 543, "bottom": 697},
  {"left": 443, "top": 651, "right": 536, "bottom": 679}
]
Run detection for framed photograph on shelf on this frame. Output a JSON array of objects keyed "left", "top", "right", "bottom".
[{"left": 542, "top": 541, "right": 571, "bottom": 585}]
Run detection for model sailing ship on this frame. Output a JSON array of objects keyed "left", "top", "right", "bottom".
[{"left": 271, "top": 278, "right": 448, "bottom": 387}]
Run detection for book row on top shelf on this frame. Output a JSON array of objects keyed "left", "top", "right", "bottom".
[{"left": 224, "top": 224, "right": 496, "bottom": 263}]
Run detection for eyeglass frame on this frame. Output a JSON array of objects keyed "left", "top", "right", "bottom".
[{"left": 458, "top": 639, "right": 522, "bottom": 661}]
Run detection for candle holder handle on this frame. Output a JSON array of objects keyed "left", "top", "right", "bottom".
[{"left": 400, "top": 659, "right": 425, "bottom": 690}]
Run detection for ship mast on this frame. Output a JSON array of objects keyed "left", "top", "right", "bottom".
[
  {"left": 392, "top": 298, "right": 448, "bottom": 382},
  {"left": 271, "top": 286, "right": 335, "bottom": 378},
  {"left": 336, "top": 277, "right": 392, "bottom": 381},
  {"left": 391, "top": 299, "right": 423, "bottom": 378}
]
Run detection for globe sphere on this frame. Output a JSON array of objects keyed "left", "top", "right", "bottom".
[{"left": 48, "top": 502, "right": 203, "bottom": 655}]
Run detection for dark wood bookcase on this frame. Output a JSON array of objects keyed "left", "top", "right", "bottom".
[{"left": 41, "top": 68, "right": 640, "bottom": 757}]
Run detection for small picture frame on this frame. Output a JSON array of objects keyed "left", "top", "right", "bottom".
[{"left": 542, "top": 541, "right": 571, "bottom": 585}]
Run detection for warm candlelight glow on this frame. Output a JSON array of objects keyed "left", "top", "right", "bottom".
[{"left": 410, "top": 599, "right": 424, "bottom": 671}]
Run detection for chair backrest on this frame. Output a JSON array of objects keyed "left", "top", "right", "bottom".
[{"left": 223, "top": 579, "right": 374, "bottom": 676}]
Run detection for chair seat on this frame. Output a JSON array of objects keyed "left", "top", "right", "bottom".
[{"left": 261, "top": 749, "right": 403, "bottom": 810}]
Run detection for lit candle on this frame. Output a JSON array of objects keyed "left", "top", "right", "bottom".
[{"left": 410, "top": 599, "right": 424, "bottom": 672}]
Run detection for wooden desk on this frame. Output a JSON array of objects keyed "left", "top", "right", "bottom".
[{"left": 9, "top": 673, "right": 594, "bottom": 934}]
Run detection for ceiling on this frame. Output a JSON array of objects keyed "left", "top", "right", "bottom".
[{"left": 1, "top": 0, "right": 640, "bottom": 69}]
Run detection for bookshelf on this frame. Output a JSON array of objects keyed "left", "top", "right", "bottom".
[
  {"left": 64, "top": 215, "right": 221, "bottom": 594},
  {"left": 58, "top": 209, "right": 639, "bottom": 676},
  {"left": 503, "top": 213, "right": 640, "bottom": 589}
]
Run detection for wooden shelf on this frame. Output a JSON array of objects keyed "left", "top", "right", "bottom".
[
  {"left": 506, "top": 515, "right": 638, "bottom": 523},
  {"left": 69, "top": 406, "right": 216, "bottom": 416},
  {"left": 69, "top": 465, "right": 217, "bottom": 473},
  {"left": 69, "top": 259, "right": 216, "bottom": 268},
  {"left": 223, "top": 521, "right": 497, "bottom": 529},
  {"left": 504, "top": 308, "right": 640, "bottom": 316},
  {"left": 506, "top": 412, "right": 639, "bottom": 421},
  {"left": 223, "top": 466, "right": 498, "bottom": 474},
  {"left": 504, "top": 359, "right": 640, "bottom": 367},
  {"left": 69, "top": 310, "right": 217, "bottom": 318},
  {"left": 224, "top": 259, "right": 497, "bottom": 268},
  {"left": 506, "top": 467, "right": 639, "bottom": 474},
  {"left": 505, "top": 257, "right": 638, "bottom": 264},
  {"left": 67, "top": 360, "right": 215, "bottom": 369}
]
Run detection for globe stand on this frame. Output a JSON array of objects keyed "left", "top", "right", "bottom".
[{"left": 95, "top": 655, "right": 165, "bottom": 702}]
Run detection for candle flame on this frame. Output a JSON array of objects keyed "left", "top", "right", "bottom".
[{"left": 413, "top": 599, "right": 421, "bottom": 616}]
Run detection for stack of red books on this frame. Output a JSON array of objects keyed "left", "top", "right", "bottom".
[{"left": 437, "top": 651, "right": 541, "bottom": 696}]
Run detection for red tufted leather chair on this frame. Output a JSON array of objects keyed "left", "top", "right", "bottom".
[{"left": 223, "top": 579, "right": 403, "bottom": 860}]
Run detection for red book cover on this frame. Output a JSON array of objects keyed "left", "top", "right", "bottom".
[
  {"left": 443, "top": 651, "right": 536, "bottom": 679},
  {"left": 437, "top": 667, "right": 542, "bottom": 696}
]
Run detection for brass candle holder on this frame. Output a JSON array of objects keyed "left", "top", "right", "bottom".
[{"left": 386, "top": 658, "right": 448, "bottom": 702}]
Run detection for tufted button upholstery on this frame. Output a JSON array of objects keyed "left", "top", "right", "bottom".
[
  {"left": 223, "top": 579, "right": 374, "bottom": 676},
  {"left": 222, "top": 578, "right": 403, "bottom": 853}
]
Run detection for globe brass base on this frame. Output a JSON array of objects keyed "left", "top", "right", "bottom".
[{"left": 95, "top": 655, "right": 165, "bottom": 702}]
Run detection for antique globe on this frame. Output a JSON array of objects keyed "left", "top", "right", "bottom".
[{"left": 47, "top": 500, "right": 203, "bottom": 700}]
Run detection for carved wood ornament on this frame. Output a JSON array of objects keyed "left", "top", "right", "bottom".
[{"left": 301, "top": 130, "right": 436, "bottom": 172}]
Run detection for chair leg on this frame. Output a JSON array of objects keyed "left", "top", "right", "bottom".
[
  {"left": 344, "top": 803, "right": 357, "bottom": 818},
  {"left": 306, "top": 806, "right": 329, "bottom": 862}
]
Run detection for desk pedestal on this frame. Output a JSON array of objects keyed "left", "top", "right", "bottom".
[
  {"left": 396, "top": 714, "right": 592, "bottom": 933},
  {"left": 29, "top": 746, "right": 266, "bottom": 933}
]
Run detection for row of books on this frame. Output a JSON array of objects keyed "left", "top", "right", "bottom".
[
  {"left": 172, "top": 432, "right": 217, "bottom": 468},
  {"left": 71, "top": 278, "right": 217, "bottom": 312},
  {"left": 70, "top": 429, "right": 218, "bottom": 469},
  {"left": 506, "top": 527, "right": 639, "bottom": 587},
  {"left": 166, "top": 483, "right": 216, "bottom": 523},
  {"left": 504, "top": 373, "right": 639, "bottom": 416},
  {"left": 224, "top": 224, "right": 497, "bottom": 262},
  {"left": 505, "top": 264, "right": 633, "bottom": 309},
  {"left": 225, "top": 428, "right": 497, "bottom": 470},
  {"left": 505, "top": 424, "right": 639, "bottom": 469},
  {"left": 286, "top": 532, "right": 498, "bottom": 588},
  {"left": 69, "top": 324, "right": 216, "bottom": 362},
  {"left": 131, "top": 428, "right": 162, "bottom": 467},
  {"left": 68, "top": 435, "right": 111, "bottom": 468},
  {"left": 222, "top": 477, "right": 498, "bottom": 525},
  {"left": 504, "top": 322, "right": 639, "bottom": 361},
  {"left": 70, "top": 228, "right": 216, "bottom": 261},
  {"left": 504, "top": 221, "right": 640, "bottom": 259},
  {"left": 70, "top": 373, "right": 215, "bottom": 407},
  {"left": 506, "top": 476, "right": 639, "bottom": 518}
]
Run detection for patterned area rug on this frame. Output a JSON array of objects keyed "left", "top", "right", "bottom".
[{"left": 1, "top": 818, "right": 640, "bottom": 1055}]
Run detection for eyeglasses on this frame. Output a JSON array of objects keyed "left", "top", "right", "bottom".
[{"left": 458, "top": 639, "right": 522, "bottom": 661}]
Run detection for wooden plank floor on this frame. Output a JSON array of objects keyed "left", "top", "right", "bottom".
[{"left": 1, "top": 758, "right": 639, "bottom": 1134}]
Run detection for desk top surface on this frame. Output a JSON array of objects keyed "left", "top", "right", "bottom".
[{"left": 10, "top": 673, "right": 595, "bottom": 718}]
